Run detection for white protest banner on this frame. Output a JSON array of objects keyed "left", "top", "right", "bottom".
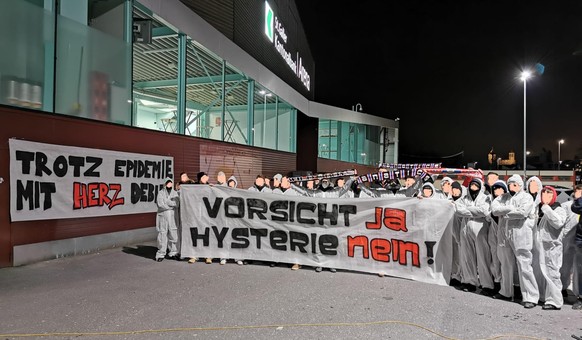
[
  {"left": 180, "top": 185, "right": 454, "bottom": 286},
  {"left": 9, "top": 139, "right": 174, "bottom": 222}
]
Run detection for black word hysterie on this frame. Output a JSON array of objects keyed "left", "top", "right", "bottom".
[
  {"left": 203, "top": 197, "right": 357, "bottom": 227},
  {"left": 190, "top": 226, "right": 338, "bottom": 255}
]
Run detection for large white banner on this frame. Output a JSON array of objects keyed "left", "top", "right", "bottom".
[
  {"left": 180, "top": 185, "right": 455, "bottom": 286},
  {"left": 9, "top": 139, "right": 174, "bottom": 222}
]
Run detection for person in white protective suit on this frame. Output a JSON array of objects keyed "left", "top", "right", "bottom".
[
  {"left": 155, "top": 178, "right": 180, "bottom": 262},
  {"left": 454, "top": 178, "right": 495, "bottom": 294},
  {"left": 560, "top": 184, "right": 582, "bottom": 300},
  {"left": 449, "top": 181, "right": 467, "bottom": 287},
  {"left": 491, "top": 174, "right": 539, "bottom": 308},
  {"left": 534, "top": 186, "right": 567, "bottom": 310},
  {"left": 335, "top": 177, "right": 355, "bottom": 198},
  {"left": 248, "top": 175, "right": 272, "bottom": 193},
  {"left": 487, "top": 180, "right": 507, "bottom": 295},
  {"left": 359, "top": 179, "right": 405, "bottom": 198},
  {"left": 227, "top": 175, "right": 238, "bottom": 188},
  {"left": 291, "top": 177, "right": 354, "bottom": 199},
  {"left": 489, "top": 180, "right": 521, "bottom": 301},
  {"left": 272, "top": 175, "right": 298, "bottom": 195},
  {"left": 526, "top": 176, "right": 546, "bottom": 300},
  {"left": 440, "top": 176, "right": 454, "bottom": 200}
]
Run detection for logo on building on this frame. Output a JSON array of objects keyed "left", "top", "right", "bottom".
[
  {"left": 265, "top": 2, "right": 274, "bottom": 43},
  {"left": 264, "top": 1, "right": 311, "bottom": 91}
]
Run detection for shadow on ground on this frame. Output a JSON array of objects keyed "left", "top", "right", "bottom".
[{"left": 122, "top": 245, "right": 157, "bottom": 260}]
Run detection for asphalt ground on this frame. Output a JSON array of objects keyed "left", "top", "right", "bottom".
[{"left": 1, "top": 242, "right": 581, "bottom": 340}]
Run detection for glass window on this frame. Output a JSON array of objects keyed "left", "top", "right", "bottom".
[
  {"left": 277, "top": 102, "right": 295, "bottom": 152},
  {"left": 132, "top": 7, "right": 178, "bottom": 133},
  {"left": 56, "top": 0, "right": 131, "bottom": 124},
  {"left": 253, "top": 85, "right": 276, "bottom": 149},
  {"left": 0, "top": 0, "right": 52, "bottom": 112}
]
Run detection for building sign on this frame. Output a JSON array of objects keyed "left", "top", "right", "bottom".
[
  {"left": 264, "top": 1, "right": 311, "bottom": 91},
  {"left": 9, "top": 139, "right": 173, "bottom": 222}
]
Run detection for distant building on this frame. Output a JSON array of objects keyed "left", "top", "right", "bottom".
[{"left": 498, "top": 151, "right": 516, "bottom": 166}]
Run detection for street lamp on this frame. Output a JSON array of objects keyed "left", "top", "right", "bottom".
[
  {"left": 520, "top": 70, "right": 532, "bottom": 178},
  {"left": 558, "top": 139, "right": 565, "bottom": 170}
]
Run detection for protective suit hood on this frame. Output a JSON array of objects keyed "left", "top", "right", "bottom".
[
  {"left": 525, "top": 176, "right": 543, "bottom": 205},
  {"left": 227, "top": 175, "right": 238, "bottom": 188},
  {"left": 507, "top": 174, "right": 524, "bottom": 191},
  {"left": 421, "top": 182, "right": 436, "bottom": 198}
]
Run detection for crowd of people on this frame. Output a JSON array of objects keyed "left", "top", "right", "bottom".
[{"left": 153, "top": 168, "right": 582, "bottom": 311}]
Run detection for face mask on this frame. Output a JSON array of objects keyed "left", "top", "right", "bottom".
[
  {"left": 256, "top": 184, "right": 264, "bottom": 191},
  {"left": 452, "top": 195, "right": 461, "bottom": 201},
  {"left": 166, "top": 187, "right": 172, "bottom": 194},
  {"left": 509, "top": 190, "right": 517, "bottom": 196}
]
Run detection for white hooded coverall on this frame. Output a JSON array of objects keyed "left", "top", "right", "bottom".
[
  {"left": 535, "top": 199, "right": 566, "bottom": 307},
  {"left": 156, "top": 186, "right": 180, "bottom": 259},
  {"left": 455, "top": 178, "right": 494, "bottom": 289},
  {"left": 491, "top": 174, "right": 539, "bottom": 304}
]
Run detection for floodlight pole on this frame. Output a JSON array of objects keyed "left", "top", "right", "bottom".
[{"left": 523, "top": 78, "right": 527, "bottom": 178}]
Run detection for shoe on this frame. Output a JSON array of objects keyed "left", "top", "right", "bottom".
[
  {"left": 270, "top": 262, "right": 276, "bottom": 267},
  {"left": 561, "top": 289, "right": 568, "bottom": 298},
  {"left": 480, "top": 288, "right": 495, "bottom": 297},
  {"left": 542, "top": 304, "right": 560, "bottom": 310},
  {"left": 156, "top": 258, "right": 163, "bottom": 262},
  {"left": 493, "top": 282, "right": 501, "bottom": 294},
  {"left": 492, "top": 293, "right": 511, "bottom": 301},
  {"left": 168, "top": 255, "right": 180, "bottom": 261},
  {"left": 462, "top": 284, "right": 476, "bottom": 293},
  {"left": 315, "top": 267, "right": 322, "bottom": 272},
  {"left": 205, "top": 258, "right": 212, "bottom": 264},
  {"left": 330, "top": 268, "right": 336, "bottom": 273},
  {"left": 523, "top": 302, "right": 536, "bottom": 309},
  {"left": 291, "top": 264, "right": 300, "bottom": 270},
  {"left": 572, "top": 299, "right": 582, "bottom": 310},
  {"left": 187, "top": 257, "right": 197, "bottom": 264},
  {"left": 220, "top": 259, "right": 227, "bottom": 265},
  {"left": 449, "top": 278, "right": 462, "bottom": 287},
  {"left": 237, "top": 260, "right": 244, "bottom": 266}
]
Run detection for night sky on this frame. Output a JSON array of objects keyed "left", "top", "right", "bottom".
[{"left": 296, "top": 0, "right": 582, "bottom": 168}]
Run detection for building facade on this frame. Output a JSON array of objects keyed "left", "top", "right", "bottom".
[{"left": 0, "top": 0, "right": 398, "bottom": 267}]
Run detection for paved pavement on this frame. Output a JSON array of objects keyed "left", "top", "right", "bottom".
[{"left": 1, "top": 242, "right": 581, "bottom": 340}]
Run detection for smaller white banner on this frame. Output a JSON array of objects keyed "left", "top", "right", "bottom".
[{"left": 9, "top": 139, "right": 174, "bottom": 222}]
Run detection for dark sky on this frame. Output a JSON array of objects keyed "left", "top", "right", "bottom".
[{"left": 295, "top": 0, "right": 582, "bottom": 168}]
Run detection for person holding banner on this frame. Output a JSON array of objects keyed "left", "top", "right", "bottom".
[
  {"left": 272, "top": 174, "right": 283, "bottom": 191},
  {"left": 227, "top": 175, "right": 238, "bottom": 188},
  {"left": 335, "top": 178, "right": 355, "bottom": 198},
  {"left": 454, "top": 178, "right": 495, "bottom": 295},
  {"left": 360, "top": 179, "right": 403, "bottom": 198},
  {"left": 491, "top": 174, "right": 539, "bottom": 308},
  {"left": 194, "top": 172, "right": 215, "bottom": 265},
  {"left": 535, "top": 186, "right": 567, "bottom": 310},
  {"left": 249, "top": 175, "right": 272, "bottom": 193},
  {"left": 155, "top": 178, "right": 180, "bottom": 262}
]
